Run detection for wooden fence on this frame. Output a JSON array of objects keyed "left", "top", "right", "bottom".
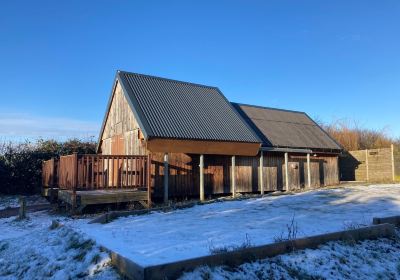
[{"left": 340, "top": 145, "right": 398, "bottom": 182}]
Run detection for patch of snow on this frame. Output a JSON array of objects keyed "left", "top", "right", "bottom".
[
  {"left": 0, "top": 196, "right": 19, "bottom": 210},
  {"left": 0, "top": 212, "right": 118, "bottom": 279},
  {"left": 180, "top": 235, "right": 400, "bottom": 279},
  {"left": 0, "top": 211, "right": 53, "bottom": 241},
  {"left": 73, "top": 184, "right": 400, "bottom": 266}
]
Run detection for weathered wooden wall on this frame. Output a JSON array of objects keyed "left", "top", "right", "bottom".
[
  {"left": 394, "top": 145, "right": 400, "bottom": 181},
  {"left": 150, "top": 152, "right": 339, "bottom": 198},
  {"left": 340, "top": 147, "right": 396, "bottom": 182},
  {"left": 100, "top": 81, "right": 147, "bottom": 155}
]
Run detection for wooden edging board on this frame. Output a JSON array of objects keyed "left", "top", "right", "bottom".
[
  {"left": 89, "top": 193, "right": 288, "bottom": 224},
  {"left": 109, "top": 223, "right": 395, "bottom": 280},
  {"left": 89, "top": 202, "right": 198, "bottom": 224},
  {"left": 373, "top": 215, "right": 400, "bottom": 226}
]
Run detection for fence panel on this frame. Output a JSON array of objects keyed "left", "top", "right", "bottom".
[
  {"left": 340, "top": 146, "right": 397, "bottom": 182},
  {"left": 42, "top": 158, "right": 58, "bottom": 187}
]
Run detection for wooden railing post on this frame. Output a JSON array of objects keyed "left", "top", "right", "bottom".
[
  {"left": 72, "top": 152, "right": 78, "bottom": 213},
  {"left": 52, "top": 158, "right": 56, "bottom": 187},
  {"left": 147, "top": 154, "right": 152, "bottom": 208}
]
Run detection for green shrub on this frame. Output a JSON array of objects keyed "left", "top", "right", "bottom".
[{"left": 0, "top": 138, "right": 96, "bottom": 195}]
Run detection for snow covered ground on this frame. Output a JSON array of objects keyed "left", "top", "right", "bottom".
[
  {"left": 74, "top": 183, "right": 400, "bottom": 266},
  {"left": 180, "top": 235, "right": 400, "bottom": 279},
  {"left": 1, "top": 184, "right": 400, "bottom": 279},
  {"left": 0, "top": 212, "right": 119, "bottom": 279}
]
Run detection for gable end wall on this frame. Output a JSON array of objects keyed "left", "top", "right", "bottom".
[{"left": 100, "top": 81, "right": 147, "bottom": 155}]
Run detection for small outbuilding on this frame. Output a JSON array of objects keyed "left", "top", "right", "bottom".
[
  {"left": 43, "top": 70, "right": 342, "bottom": 208},
  {"left": 97, "top": 71, "right": 341, "bottom": 200}
]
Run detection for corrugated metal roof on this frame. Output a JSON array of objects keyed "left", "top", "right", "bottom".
[
  {"left": 232, "top": 103, "right": 342, "bottom": 151},
  {"left": 117, "top": 71, "right": 260, "bottom": 143}
]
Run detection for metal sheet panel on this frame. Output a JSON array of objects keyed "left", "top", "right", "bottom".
[
  {"left": 118, "top": 71, "right": 260, "bottom": 143},
  {"left": 233, "top": 103, "right": 341, "bottom": 151}
]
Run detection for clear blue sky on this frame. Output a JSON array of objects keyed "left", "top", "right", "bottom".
[{"left": 1, "top": 0, "right": 399, "bottom": 141}]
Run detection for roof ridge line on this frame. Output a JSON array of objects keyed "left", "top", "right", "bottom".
[
  {"left": 118, "top": 70, "right": 219, "bottom": 91},
  {"left": 232, "top": 102, "right": 306, "bottom": 114},
  {"left": 249, "top": 117, "right": 318, "bottom": 126}
]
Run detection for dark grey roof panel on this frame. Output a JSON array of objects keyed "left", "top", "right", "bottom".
[
  {"left": 232, "top": 103, "right": 341, "bottom": 151},
  {"left": 118, "top": 71, "right": 260, "bottom": 143}
]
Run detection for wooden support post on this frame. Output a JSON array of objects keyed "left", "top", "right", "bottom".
[
  {"left": 18, "top": 196, "right": 26, "bottom": 220},
  {"left": 307, "top": 153, "right": 311, "bottom": 189},
  {"left": 199, "top": 154, "right": 204, "bottom": 201},
  {"left": 259, "top": 151, "right": 264, "bottom": 195},
  {"left": 284, "top": 152, "right": 289, "bottom": 191},
  {"left": 231, "top": 155, "right": 236, "bottom": 197},
  {"left": 365, "top": 149, "right": 369, "bottom": 182},
  {"left": 147, "top": 154, "right": 152, "bottom": 208},
  {"left": 392, "top": 144, "right": 395, "bottom": 182},
  {"left": 163, "top": 153, "right": 169, "bottom": 204}
]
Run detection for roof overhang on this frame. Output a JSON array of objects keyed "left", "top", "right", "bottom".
[
  {"left": 261, "top": 147, "right": 313, "bottom": 154},
  {"left": 261, "top": 146, "right": 342, "bottom": 155},
  {"left": 147, "top": 138, "right": 261, "bottom": 156}
]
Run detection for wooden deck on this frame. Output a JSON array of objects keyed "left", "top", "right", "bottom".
[
  {"left": 58, "top": 189, "right": 148, "bottom": 208},
  {"left": 43, "top": 154, "right": 152, "bottom": 212},
  {"left": 41, "top": 187, "right": 59, "bottom": 202}
]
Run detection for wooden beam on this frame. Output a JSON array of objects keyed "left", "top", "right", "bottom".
[
  {"left": 199, "top": 154, "right": 204, "bottom": 201},
  {"left": 259, "top": 151, "right": 264, "bottom": 195},
  {"left": 163, "top": 153, "right": 169, "bottom": 204},
  {"left": 231, "top": 155, "right": 236, "bottom": 197},
  {"left": 147, "top": 138, "right": 260, "bottom": 156},
  {"left": 307, "top": 153, "right": 311, "bottom": 189},
  {"left": 284, "top": 152, "right": 289, "bottom": 191}
]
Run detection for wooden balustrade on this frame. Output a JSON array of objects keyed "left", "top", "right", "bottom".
[
  {"left": 42, "top": 158, "right": 58, "bottom": 187},
  {"left": 44, "top": 154, "right": 151, "bottom": 192}
]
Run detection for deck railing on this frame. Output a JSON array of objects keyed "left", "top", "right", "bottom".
[
  {"left": 42, "top": 158, "right": 58, "bottom": 187},
  {"left": 43, "top": 154, "right": 151, "bottom": 195}
]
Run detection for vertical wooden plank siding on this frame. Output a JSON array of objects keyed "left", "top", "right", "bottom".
[
  {"left": 144, "top": 152, "right": 340, "bottom": 199},
  {"left": 100, "top": 82, "right": 147, "bottom": 156},
  {"left": 391, "top": 144, "right": 395, "bottom": 182}
]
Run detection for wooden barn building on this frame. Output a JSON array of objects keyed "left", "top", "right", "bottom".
[
  {"left": 98, "top": 71, "right": 341, "bottom": 199},
  {"left": 43, "top": 70, "right": 342, "bottom": 208}
]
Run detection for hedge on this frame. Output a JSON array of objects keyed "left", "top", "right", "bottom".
[{"left": 0, "top": 139, "right": 96, "bottom": 195}]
